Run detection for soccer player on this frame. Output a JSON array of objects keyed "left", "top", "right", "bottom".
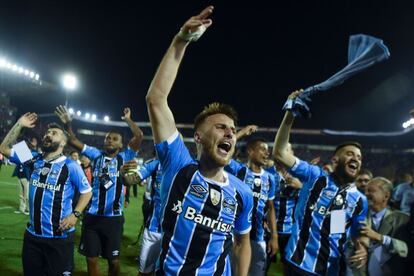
[
  {"left": 55, "top": 106, "right": 143, "bottom": 276},
  {"left": 145, "top": 6, "right": 253, "bottom": 276},
  {"left": 273, "top": 91, "right": 369, "bottom": 275},
  {"left": 225, "top": 125, "right": 278, "bottom": 276},
  {"left": 134, "top": 156, "right": 162, "bottom": 275},
  {"left": 0, "top": 113, "right": 92, "bottom": 275},
  {"left": 266, "top": 143, "right": 303, "bottom": 275}
]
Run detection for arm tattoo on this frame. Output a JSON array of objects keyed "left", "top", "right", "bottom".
[{"left": 1, "top": 122, "right": 23, "bottom": 148}]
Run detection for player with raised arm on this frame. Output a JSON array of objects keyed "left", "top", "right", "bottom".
[
  {"left": 0, "top": 113, "right": 92, "bottom": 275},
  {"left": 145, "top": 6, "right": 253, "bottom": 276},
  {"left": 273, "top": 91, "right": 369, "bottom": 275},
  {"left": 55, "top": 105, "right": 143, "bottom": 276}
]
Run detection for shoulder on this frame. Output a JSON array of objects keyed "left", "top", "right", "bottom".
[
  {"left": 229, "top": 173, "right": 251, "bottom": 195},
  {"left": 388, "top": 209, "right": 410, "bottom": 222}
]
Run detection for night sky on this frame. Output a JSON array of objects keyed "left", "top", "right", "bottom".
[{"left": 1, "top": 1, "right": 414, "bottom": 135}]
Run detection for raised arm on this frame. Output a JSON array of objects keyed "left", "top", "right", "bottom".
[
  {"left": 55, "top": 105, "right": 84, "bottom": 151},
  {"left": 236, "top": 125, "right": 258, "bottom": 140},
  {"left": 272, "top": 91, "right": 302, "bottom": 169},
  {"left": 145, "top": 6, "right": 213, "bottom": 143},
  {"left": 0, "top": 113, "right": 37, "bottom": 157},
  {"left": 121, "top": 107, "right": 144, "bottom": 151}
]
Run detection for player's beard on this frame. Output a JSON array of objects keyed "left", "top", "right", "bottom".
[
  {"left": 203, "top": 141, "right": 232, "bottom": 168},
  {"left": 41, "top": 140, "right": 60, "bottom": 153},
  {"left": 335, "top": 159, "right": 358, "bottom": 183}
]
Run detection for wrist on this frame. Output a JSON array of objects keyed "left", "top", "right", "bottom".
[{"left": 72, "top": 210, "right": 81, "bottom": 218}]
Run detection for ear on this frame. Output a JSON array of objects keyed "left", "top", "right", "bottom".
[
  {"left": 331, "top": 156, "right": 338, "bottom": 165},
  {"left": 194, "top": 132, "right": 202, "bottom": 144}
]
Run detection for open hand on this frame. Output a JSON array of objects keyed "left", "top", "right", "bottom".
[
  {"left": 18, "top": 112, "right": 38, "bottom": 128},
  {"left": 55, "top": 105, "right": 72, "bottom": 125}
]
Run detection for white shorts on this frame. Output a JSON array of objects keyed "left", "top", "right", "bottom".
[{"left": 138, "top": 228, "right": 162, "bottom": 273}]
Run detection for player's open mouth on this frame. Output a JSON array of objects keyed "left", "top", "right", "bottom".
[{"left": 217, "top": 141, "right": 232, "bottom": 154}]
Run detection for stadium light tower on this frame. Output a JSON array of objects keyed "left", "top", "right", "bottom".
[{"left": 61, "top": 73, "right": 78, "bottom": 107}]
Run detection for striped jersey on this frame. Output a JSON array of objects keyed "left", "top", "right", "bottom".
[
  {"left": 285, "top": 158, "right": 368, "bottom": 275},
  {"left": 138, "top": 158, "right": 162, "bottom": 233},
  {"left": 226, "top": 159, "right": 276, "bottom": 241},
  {"left": 10, "top": 151, "right": 91, "bottom": 238},
  {"left": 82, "top": 144, "right": 136, "bottom": 217},
  {"left": 155, "top": 132, "right": 253, "bottom": 276},
  {"left": 266, "top": 166, "right": 300, "bottom": 234}
]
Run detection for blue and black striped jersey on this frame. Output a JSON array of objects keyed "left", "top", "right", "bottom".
[
  {"left": 285, "top": 158, "right": 368, "bottom": 276},
  {"left": 155, "top": 132, "right": 253, "bottom": 276},
  {"left": 138, "top": 158, "right": 162, "bottom": 233},
  {"left": 226, "top": 159, "right": 276, "bottom": 242},
  {"left": 266, "top": 166, "right": 300, "bottom": 235},
  {"left": 10, "top": 151, "right": 91, "bottom": 238},
  {"left": 82, "top": 144, "right": 135, "bottom": 217}
]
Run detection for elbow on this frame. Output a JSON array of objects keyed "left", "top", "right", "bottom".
[{"left": 272, "top": 148, "right": 285, "bottom": 163}]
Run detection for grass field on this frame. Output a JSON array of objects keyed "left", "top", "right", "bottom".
[{"left": 0, "top": 164, "right": 282, "bottom": 275}]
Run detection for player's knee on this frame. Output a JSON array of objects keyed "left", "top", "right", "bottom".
[
  {"left": 86, "top": 256, "right": 99, "bottom": 265},
  {"left": 108, "top": 258, "right": 120, "bottom": 267}
]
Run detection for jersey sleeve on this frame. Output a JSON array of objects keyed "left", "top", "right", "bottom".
[
  {"left": 224, "top": 159, "right": 244, "bottom": 175},
  {"left": 81, "top": 144, "right": 102, "bottom": 160},
  {"left": 8, "top": 148, "right": 22, "bottom": 165},
  {"left": 138, "top": 160, "right": 158, "bottom": 180},
  {"left": 234, "top": 184, "right": 253, "bottom": 234},
  {"left": 350, "top": 195, "right": 368, "bottom": 237},
  {"left": 68, "top": 161, "right": 92, "bottom": 194},
  {"left": 268, "top": 173, "right": 276, "bottom": 201},
  {"left": 121, "top": 147, "right": 136, "bottom": 162},
  {"left": 392, "top": 184, "right": 404, "bottom": 202},
  {"left": 289, "top": 158, "right": 323, "bottom": 192},
  {"left": 155, "top": 131, "right": 194, "bottom": 189}
]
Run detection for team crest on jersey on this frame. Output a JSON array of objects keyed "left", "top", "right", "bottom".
[
  {"left": 334, "top": 194, "right": 344, "bottom": 206},
  {"left": 41, "top": 167, "right": 50, "bottom": 175},
  {"left": 49, "top": 170, "right": 60, "bottom": 178},
  {"left": 190, "top": 184, "right": 208, "bottom": 199},
  {"left": 254, "top": 178, "right": 261, "bottom": 187},
  {"left": 223, "top": 197, "right": 236, "bottom": 215},
  {"left": 210, "top": 189, "right": 221, "bottom": 206}
]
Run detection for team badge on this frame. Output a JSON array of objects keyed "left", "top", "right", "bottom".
[
  {"left": 246, "top": 177, "right": 254, "bottom": 185},
  {"left": 41, "top": 167, "right": 50, "bottom": 175},
  {"left": 254, "top": 178, "right": 261, "bottom": 187},
  {"left": 334, "top": 194, "right": 344, "bottom": 206},
  {"left": 210, "top": 189, "right": 221, "bottom": 206},
  {"left": 223, "top": 197, "right": 237, "bottom": 215}
]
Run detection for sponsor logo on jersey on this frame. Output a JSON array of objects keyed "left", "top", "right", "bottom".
[
  {"left": 190, "top": 184, "right": 208, "bottom": 199},
  {"left": 31, "top": 179, "right": 62, "bottom": 191},
  {"left": 246, "top": 177, "right": 254, "bottom": 185},
  {"left": 184, "top": 206, "right": 232, "bottom": 233},
  {"left": 112, "top": 250, "right": 119, "bottom": 256},
  {"left": 172, "top": 200, "right": 183, "bottom": 214},
  {"left": 252, "top": 191, "right": 268, "bottom": 201}
]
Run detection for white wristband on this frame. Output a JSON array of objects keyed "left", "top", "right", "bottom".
[{"left": 177, "top": 25, "right": 207, "bottom": 42}]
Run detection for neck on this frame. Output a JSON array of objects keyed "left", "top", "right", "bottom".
[
  {"left": 371, "top": 205, "right": 387, "bottom": 213},
  {"left": 198, "top": 157, "right": 226, "bottom": 182},
  {"left": 247, "top": 160, "right": 262, "bottom": 173},
  {"left": 43, "top": 150, "right": 63, "bottom": 161},
  {"left": 105, "top": 151, "right": 118, "bottom": 158},
  {"left": 331, "top": 171, "right": 353, "bottom": 187}
]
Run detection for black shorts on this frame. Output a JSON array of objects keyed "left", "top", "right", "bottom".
[
  {"left": 78, "top": 214, "right": 124, "bottom": 260},
  {"left": 22, "top": 230, "right": 75, "bottom": 276},
  {"left": 278, "top": 233, "right": 291, "bottom": 263}
]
